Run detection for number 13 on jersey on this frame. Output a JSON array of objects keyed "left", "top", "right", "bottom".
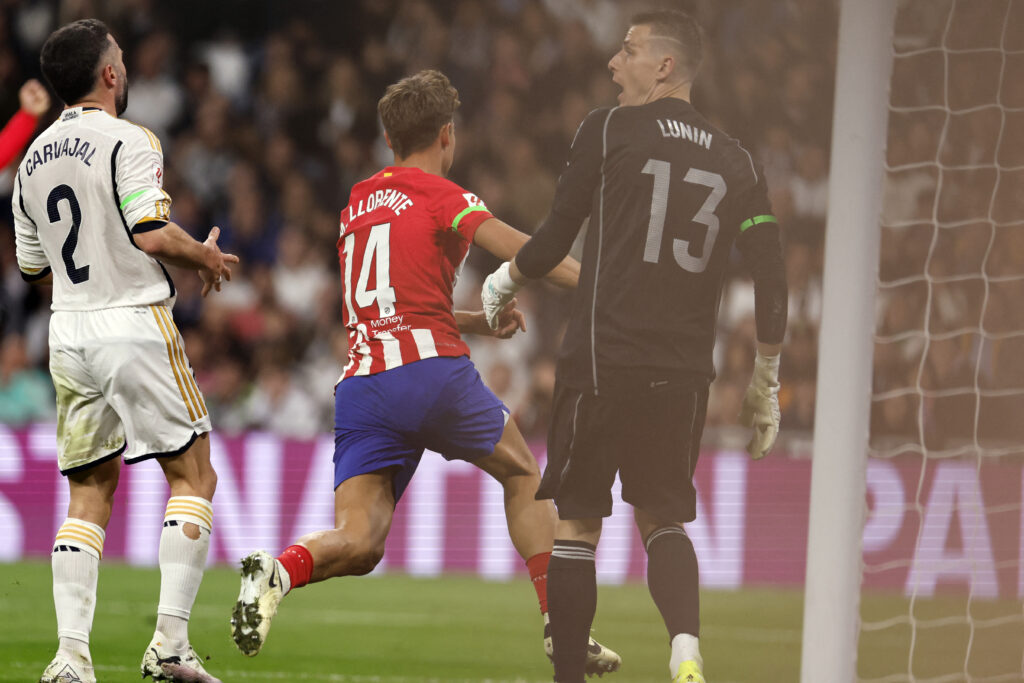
[{"left": 342, "top": 222, "right": 397, "bottom": 324}]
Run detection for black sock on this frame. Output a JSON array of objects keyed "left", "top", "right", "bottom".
[
  {"left": 646, "top": 526, "right": 700, "bottom": 639},
  {"left": 547, "top": 539, "right": 597, "bottom": 683}
]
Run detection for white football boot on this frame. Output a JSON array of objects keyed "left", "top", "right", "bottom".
[
  {"left": 231, "top": 550, "right": 284, "bottom": 656},
  {"left": 39, "top": 653, "right": 95, "bottom": 683},
  {"left": 543, "top": 614, "right": 623, "bottom": 677},
  {"left": 140, "top": 632, "right": 221, "bottom": 682}
]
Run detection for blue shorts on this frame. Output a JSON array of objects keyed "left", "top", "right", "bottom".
[{"left": 333, "top": 356, "right": 508, "bottom": 500}]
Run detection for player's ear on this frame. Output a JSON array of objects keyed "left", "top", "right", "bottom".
[
  {"left": 439, "top": 122, "right": 454, "bottom": 149},
  {"left": 383, "top": 131, "right": 393, "bottom": 151},
  {"left": 99, "top": 62, "right": 115, "bottom": 90},
  {"left": 657, "top": 54, "right": 675, "bottom": 82}
]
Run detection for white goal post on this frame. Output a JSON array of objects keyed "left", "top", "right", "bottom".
[{"left": 801, "top": 1, "right": 898, "bottom": 681}]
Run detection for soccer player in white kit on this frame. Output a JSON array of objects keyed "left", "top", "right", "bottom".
[{"left": 13, "top": 20, "right": 237, "bottom": 683}]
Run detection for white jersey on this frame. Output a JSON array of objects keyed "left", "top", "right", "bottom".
[{"left": 13, "top": 106, "right": 176, "bottom": 311}]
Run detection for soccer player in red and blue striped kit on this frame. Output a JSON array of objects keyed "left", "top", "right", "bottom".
[{"left": 231, "top": 69, "right": 621, "bottom": 677}]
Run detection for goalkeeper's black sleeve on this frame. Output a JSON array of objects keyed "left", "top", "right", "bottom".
[
  {"left": 737, "top": 222, "right": 788, "bottom": 345},
  {"left": 514, "top": 208, "right": 584, "bottom": 279}
]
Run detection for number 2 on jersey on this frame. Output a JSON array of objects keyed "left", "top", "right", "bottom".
[
  {"left": 641, "top": 160, "right": 726, "bottom": 273},
  {"left": 47, "top": 184, "right": 90, "bottom": 284},
  {"left": 343, "top": 222, "right": 396, "bottom": 322}
]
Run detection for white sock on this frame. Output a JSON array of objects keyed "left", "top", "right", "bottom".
[
  {"left": 52, "top": 518, "right": 105, "bottom": 663},
  {"left": 156, "top": 496, "right": 213, "bottom": 647},
  {"left": 670, "top": 633, "right": 702, "bottom": 675}
]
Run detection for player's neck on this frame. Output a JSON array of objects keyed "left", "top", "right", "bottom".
[
  {"left": 642, "top": 80, "right": 692, "bottom": 105},
  {"left": 70, "top": 97, "right": 117, "bottom": 118},
  {"left": 393, "top": 151, "right": 444, "bottom": 177}
]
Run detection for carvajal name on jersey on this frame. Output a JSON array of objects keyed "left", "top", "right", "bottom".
[
  {"left": 24, "top": 137, "right": 97, "bottom": 176},
  {"left": 340, "top": 187, "right": 414, "bottom": 233},
  {"left": 657, "top": 119, "right": 712, "bottom": 150}
]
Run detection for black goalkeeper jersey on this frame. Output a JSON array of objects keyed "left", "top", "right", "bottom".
[{"left": 517, "top": 97, "right": 787, "bottom": 395}]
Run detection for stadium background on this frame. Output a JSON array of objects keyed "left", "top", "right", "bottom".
[{"left": 0, "top": 1, "right": 1022, "bottom": 681}]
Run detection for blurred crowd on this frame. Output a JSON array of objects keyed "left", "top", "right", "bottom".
[{"left": 0, "top": 0, "right": 1018, "bottom": 451}]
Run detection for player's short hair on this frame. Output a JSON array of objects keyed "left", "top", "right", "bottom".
[
  {"left": 378, "top": 70, "right": 461, "bottom": 159},
  {"left": 631, "top": 9, "right": 703, "bottom": 80},
  {"left": 40, "top": 19, "right": 113, "bottom": 106}
]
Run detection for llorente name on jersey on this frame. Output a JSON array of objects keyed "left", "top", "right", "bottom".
[
  {"left": 24, "top": 137, "right": 97, "bottom": 175},
  {"left": 340, "top": 188, "right": 414, "bottom": 233},
  {"left": 656, "top": 119, "right": 713, "bottom": 150}
]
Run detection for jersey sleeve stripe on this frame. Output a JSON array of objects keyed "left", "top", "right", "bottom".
[
  {"left": 150, "top": 306, "right": 199, "bottom": 422},
  {"left": 157, "top": 306, "right": 209, "bottom": 417},
  {"left": 16, "top": 171, "right": 36, "bottom": 228},
  {"left": 130, "top": 122, "right": 162, "bottom": 153},
  {"left": 739, "top": 214, "right": 778, "bottom": 232},
  {"left": 131, "top": 219, "right": 168, "bottom": 234},
  {"left": 119, "top": 189, "right": 148, "bottom": 209},
  {"left": 110, "top": 141, "right": 139, "bottom": 249},
  {"left": 451, "top": 205, "right": 489, "bottom": 230},
  {"left": 20, "top": 265, "right": 52, "bottom": 282}
]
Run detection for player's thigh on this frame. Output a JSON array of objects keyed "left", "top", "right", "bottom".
[
  {"left": 49, "top": 312, "right": 126, "bottom": 475},
  {"left": 619, "top": 384, "right": 709, "bottom": 524},
  {"left": 421, "top": 356, "right": 510, "bottom": 466},
  {"left": 473, "top": 418, "right": 541, "bottom": 483},
  {"left": 333, "top": 377, "right": 424, "bottom": 502},
  {"left": 91, "top": 305, "right": 211, "bottom": 463},
  {"left": 537, "top": 383, "right": 620, "bottom": 520}
]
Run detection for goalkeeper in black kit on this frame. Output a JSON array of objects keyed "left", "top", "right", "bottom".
[{"left": 481, "top": 9, "right": 787, "bottom": 683}]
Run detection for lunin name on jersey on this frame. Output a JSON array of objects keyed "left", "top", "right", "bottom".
[
  {"left": 337, "top": 166, "right": 493, "bottom": 382},
  {"left": 13, "top": 106, "right": 176, "bottom": 311}
]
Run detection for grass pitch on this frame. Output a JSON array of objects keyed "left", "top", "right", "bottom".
[
  {"left": 0, "top": 560, "right": 802, "bottom": 682},
  {"left": 3, "top": 560, "right": 1021, "bottom": 682}
]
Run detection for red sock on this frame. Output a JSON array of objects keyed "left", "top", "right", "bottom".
[
  {"left": 526, "top": 551, "right": 552, "bottom": 614},
  {"left": 277, "top": 544, "right": 314, "bottom": 591}
]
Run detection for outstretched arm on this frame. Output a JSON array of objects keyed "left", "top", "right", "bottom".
[
  {"left": 134, "top": 224, "right": 239, "bottom": 297},
  {"left": 472, "top": 217, "right": 579, "bottom": 288}
]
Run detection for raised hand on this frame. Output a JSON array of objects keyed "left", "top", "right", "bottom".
[
  {"left": 19, "top": 80, "right": 50, "bottom": 117},
  {"left": 199, "top": 226, "right": 240, "bottom": 297}
]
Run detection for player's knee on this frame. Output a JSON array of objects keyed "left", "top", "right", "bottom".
[
  {"left": 487, "top": 445, "right": 541, "bottom": 484},
  {"left": 346, "top": 539, "right": 385, "bottom": 576}
]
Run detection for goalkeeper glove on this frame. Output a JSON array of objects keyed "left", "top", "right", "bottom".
[
  {"left": 738, "top": 351, "right": 781, "bottom": 460},
  {"left": 482, "top": 262, "right": 522, "bottom": 330}
]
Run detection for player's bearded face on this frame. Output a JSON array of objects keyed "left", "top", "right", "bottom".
[
  {"left": 114, "top": 61, "right": 129, "bottom": 116},
  {"left": 608, "top": 26, "right": 660, "bottom": 106}
]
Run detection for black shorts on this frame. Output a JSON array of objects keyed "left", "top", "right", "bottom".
[{"left": 536, "top": 380, "right": 709, "bottom": 523}]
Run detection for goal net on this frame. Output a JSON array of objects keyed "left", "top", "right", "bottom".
[{"left": 859, "top": 0, "right": 1024, "bottom": 680}]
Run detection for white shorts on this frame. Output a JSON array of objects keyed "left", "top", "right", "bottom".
[{"left": 48, "top": 303, "right": 212, "bottom": 474}]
